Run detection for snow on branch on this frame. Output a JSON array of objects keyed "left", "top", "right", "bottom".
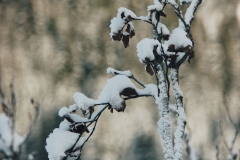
[
  {"left": 166, "top": 28, "right": 194, "bottom": 64},
  {"left": 46, "top": 104, "right": 108, "bottom": 160},
  {"left": 157, "top": 23, "right": 170, "bottom": 40},
  {"left": 109, "top": 7, "right": 137, "bottom": 48},
  {"left": 170, "top": 68, "right": 186, "bottom": 160},
  {"left": 163, "top": 0, "right": 178, "bottom": 8},
  {"left": 167, "top": 28, "right": 192, "bottom": 51},
  {"left": 46, "top": 75, "right": 158, "bottom": 159},
  {"left": 153, "top": 59, "right": 174, "bottom": 160},
  {"left": 165, "top": 0, "right": 202, "bottom": 48},
  {"left": 136, "top": 38, "right": 161, "bottom": 63},
  {"left": 107, "top": 67, "right": 146, "bottom": 88},
  {"left": 148, "top": 0, "right": 163, "bottom": 12},
  {"left": 46, "top": 128, "right": 87, "bottom": 160},
  {"left": 109, "top": 2, "right": 169, "bottom": 48},
  {"left": 98, "top": 75, "right": 139, "bottom": 112},
  {"left": 107, "top": 67, "right": 132, "bottom": 77},
  {"left": 185, "top": 0, "right": 203, "bottom": 26}
]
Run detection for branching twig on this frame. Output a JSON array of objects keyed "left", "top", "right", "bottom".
[
  {"left": 66, "top": 105, "right": 108, "bottom": 159},
  {"left": 167, "top": 0, "right": 202, "bottom": 47},
  {"left": 79, "top": 114, "right": 101, "bottom": 152},
  {"left": 219, "top": 120, "right": 239, "bottom": 160}
]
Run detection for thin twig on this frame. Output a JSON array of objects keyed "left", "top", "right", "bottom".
[
  {"left": 133, "top": 17, "right": 152, "bottom": 25},
  {"left": 167, "top": 0, "right": 202, "bottom": 47},
  {"left": 72, "top": 106, "right": 108, "bottom": 155},
  {"left": 93, "top": 102, "right": 110, "bottom": 107},
  {"left": 149, "top": 62, "right": 160, "bottom": 96},
  {"left": 130, "top": 75, "right": 146, "bottom": 88},
  {"left": 222, "top": 92, "right": 239, "bottom": 157},
  {"left": 65, "top": 133, "right": 83, "bottom": 158},
  {"left": 110, "top": 70, "right": 146, "bottom": 88},
  {"left": 223, "top": 91, "right": 237, "bottom": 128},
  {"left": 219, "top": 121, "right": 232, "bottom": 155},
  {"left": 65, "top": 105, "right": 109, "bottom": 159},
  {"left": 216, "top": 145, "right": 220, "bottom": 160},
  {"left": 123, "top": 94, "right": 152, "bottom": 100},
  {"left": 78, "top": 115, "right": 100, "bottom": 152},
  {"left": 174, "top": 10, "right": 194, "bottom": 46},
  {"left": 0, "top": 53, "right": 4, "bottom": 100},
  {"left": 17, "top": 100, "right": 40, "bottom": 159},
  {"left": 10, "top": 83, "right": 16, "bottom": 153}
]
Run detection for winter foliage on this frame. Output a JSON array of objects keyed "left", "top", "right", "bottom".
[
  {"left": 45, "top": 0, "right": 202, "bottom": 160},
  {"left": 0, "top": 84, "right": 40, "bottom": 160},
  {"left": 0, "top": 113, "right": 26, "bottom": 156}
]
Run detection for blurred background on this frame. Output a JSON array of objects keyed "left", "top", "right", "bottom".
[{"left": 0, "top": 0, "right": 240, "bottom": 159}]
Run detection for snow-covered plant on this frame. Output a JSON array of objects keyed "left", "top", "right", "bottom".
[
  {"left": 0, "top": 84, "right": 39, "bottom": 160},
  {"left": 46, "top": 0, "right": 202, "bottom": 160}
]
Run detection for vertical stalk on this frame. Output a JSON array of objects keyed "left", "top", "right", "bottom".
[
  {"left": 170, "top": 67, "right": 186, "bottom": 160},
  {"left": 156, "top": 60, "right": 174, "bottom": 160}
]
